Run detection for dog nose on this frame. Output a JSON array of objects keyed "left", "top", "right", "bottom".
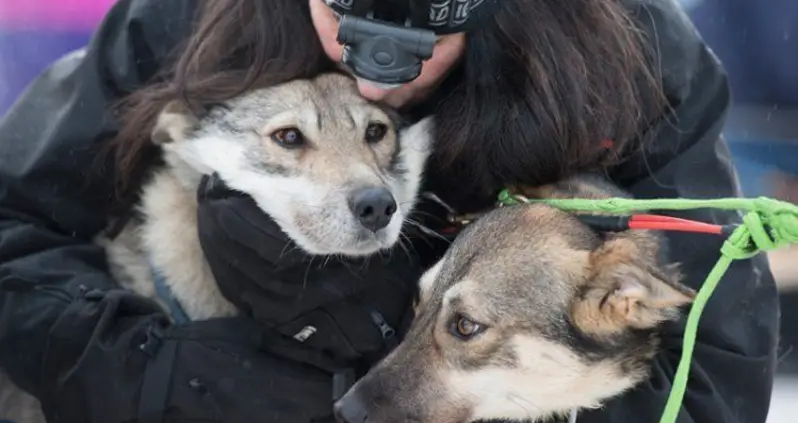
[
  {"left": 349, "top": 187, "right": 397, "bottom": 232},
  {"left": 333, "top": 394, "right": 369, "bottom": 423}
]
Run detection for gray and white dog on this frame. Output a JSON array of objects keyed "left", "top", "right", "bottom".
[
  {"left": 101, "top": 72, "right": 434, "bottom": 320},
  {"left": 0, "top": 72, "right": 435, "bottom": 422}
]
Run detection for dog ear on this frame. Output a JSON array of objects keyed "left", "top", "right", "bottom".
[
  {"left": 571, "top": 237, "right": 695, "bottom": 336},
  {"left": 151, "top": 100, "right": 199, "bottom": 145},
  {"left": 398, "top": 116, "right": 435, "bottom": 154},
  {"left": 414, "top": 257, "right": 445, "bottom": 313}
]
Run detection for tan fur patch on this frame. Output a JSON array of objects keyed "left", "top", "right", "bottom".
[
  {"left": 572, "top": 236, "right": 695, "bottom": 336},
  {"left": 151, "top": 100, "right": 198, "bottom": 145}
]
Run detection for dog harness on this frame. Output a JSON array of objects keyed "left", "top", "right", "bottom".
[{"left": 148, "top": 259, "right": 191, "bottom": 325}]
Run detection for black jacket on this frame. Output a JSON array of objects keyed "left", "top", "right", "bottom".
[{"left": 0, "top": 0, "right": 779, "bottom": 422}]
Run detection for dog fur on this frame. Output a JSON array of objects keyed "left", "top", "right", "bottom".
[
  {"left": 106, "top": 74, "right": 431, "bottom": 320},
  {"left": 334, "top": 173, "right": 696, "bottom": 423},
  {"left": 0, "top": 73, "right": 435, "bottom": 422},
  {"left": 100, "top": 72, "right": 434, "bottom": 320}
]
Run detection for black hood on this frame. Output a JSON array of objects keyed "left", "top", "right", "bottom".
[{"left": 324, "top": 0, "right": 503, "bottom": 34}]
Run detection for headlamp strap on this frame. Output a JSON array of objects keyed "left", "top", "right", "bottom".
[{"left": 327, "top": 0, "right": 503, "bottom": 35}]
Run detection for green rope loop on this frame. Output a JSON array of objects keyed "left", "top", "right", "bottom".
[
  {"left": 495, "top": 190, "right": 798, "bottom": 423},
  {"left": 722, "top": 213, "right": 770, "bottom": 259}
]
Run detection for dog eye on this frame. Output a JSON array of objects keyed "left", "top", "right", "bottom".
[
  {"left": 270, "top": 127, "right": 305, "bottom": 149},
  {"left": 450, "top": 314, "right": 485, "bottom": 341},
  {"left": 365, "top": 122, "right": 388, "bottom": 144}
]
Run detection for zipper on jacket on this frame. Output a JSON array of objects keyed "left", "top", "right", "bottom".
[{"left": 368, "top": 310, "right": 396, "bottom": 340}]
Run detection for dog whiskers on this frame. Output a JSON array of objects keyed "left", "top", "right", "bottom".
[
  {"left": 397, "top": 233, "right": 414, "bottom": 261},
  {"left": 407, "top": 209, "right": 444, "bottom": 221},
  {"left": 508, "top": 393, "right": 542, "bottom": 418},
  {"left": 278, "top": 240, "right": 300, "bottom": 260},
  {"left": 404, "top": 218, "right": 450, "bottom": 243},
  {"left": 301, "top": 255, "right": 316, "bottom": 293}
]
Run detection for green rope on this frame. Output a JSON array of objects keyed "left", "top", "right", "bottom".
[{"left": 496, "top": 190, "right": 798, "bottom": 423}]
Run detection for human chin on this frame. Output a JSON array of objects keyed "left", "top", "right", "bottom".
[{"left": 331, "top": 61, "right": 403, "bottom": 90}]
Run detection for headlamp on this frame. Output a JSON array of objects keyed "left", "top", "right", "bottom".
[
  {"left": 337, "top": 15, "right": 436, "bottom": 85},
  {"left": 328, "top": 0, "right": 501, "bottom": 86}
]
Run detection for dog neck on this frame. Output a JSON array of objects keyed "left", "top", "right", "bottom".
[{"left": 134, "top": 149, "right": 239, "bottom": 321}]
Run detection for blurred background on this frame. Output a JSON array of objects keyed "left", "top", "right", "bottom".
[{"left": 0, "top": 0, "right": 795, "bottom": 419}]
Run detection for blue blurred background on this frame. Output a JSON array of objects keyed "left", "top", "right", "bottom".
[
  {"left": 0, "top": 0, "right": 796, "bottom": 419},
  {"left": 0, "top": 0, "right": 116, "bottom": 112},
  {"left": 684, "top": 0, "right": 798, "bottom": 200}
]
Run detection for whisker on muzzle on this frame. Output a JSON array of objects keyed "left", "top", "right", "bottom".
[
  {"left": 508, "top": 393, "right": 543, "bottom": 417},
  {"left": 404, "top": 218, "right": 451, "bottom": 243}
]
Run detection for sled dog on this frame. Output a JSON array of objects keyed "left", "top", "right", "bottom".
[
  {"left": 101, "top": 72, "right": 434, "bottom": 320},
  {"left": 0, "top": 72, "right": 434, "bottom": 423},
  {"left": 334, "top": 173, "right": 696, "bottom": 423}
]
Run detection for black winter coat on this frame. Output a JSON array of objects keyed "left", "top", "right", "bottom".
[{"left": 0, "top": 0, "right": 779, "bottom": 422}]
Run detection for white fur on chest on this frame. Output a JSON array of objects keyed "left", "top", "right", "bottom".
[{"left": 100, "top": 168, "right": 237, "bottom": 321}]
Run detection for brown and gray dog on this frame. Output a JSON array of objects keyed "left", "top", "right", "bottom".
[
  {"left": 334, "top": 173, "right": 696, "bottom": 423},
  {"left": 0, "top": 72, "right": 434, "bottom": 423}
]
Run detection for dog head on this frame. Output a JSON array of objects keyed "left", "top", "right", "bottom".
[
  {"left": 334, "top": 174, "right": 695, "bottom": 423},
  {"left": 150, "top": 73, "right": 434, "bottom": 257}
]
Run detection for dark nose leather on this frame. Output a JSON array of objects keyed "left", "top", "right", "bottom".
[
  {"left": 348, "top": 186, "right": 397, "bottom": 232},
  {"left": 333, "top": 393, "right": 369, "bottom": 423}
]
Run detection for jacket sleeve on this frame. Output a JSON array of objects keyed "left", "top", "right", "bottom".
[
  {"left": 0, "top": 0, "right": 195, "bottom": 408},
  {"left": 579, "top": 1, "right": 780, "bottom": 422}
]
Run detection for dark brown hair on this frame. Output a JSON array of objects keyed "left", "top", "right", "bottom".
[
  {"left": 107, "top": 0, "right": 665, "bottom": 211},
  {"left": 105, "top": 0, "right": 332, "bottom": 207},
  {"left": 423, "top": 0, "right": 666, "bottom": 208}
]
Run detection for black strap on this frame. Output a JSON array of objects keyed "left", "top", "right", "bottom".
[
  {"left": 138, "top": 333, "right": 179, "bottom": 423},
  {"left": 408, "top": 0, "right": 432, "bottom": 27},
  {"left": 332, "top": 368, "right": 357, "bottom": 402},
  {"left": 357, "top": 0, "right": 375, "bottom": 16},
  {"left": 342, "top": 0, "right": 374, "bottom": 17}
]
